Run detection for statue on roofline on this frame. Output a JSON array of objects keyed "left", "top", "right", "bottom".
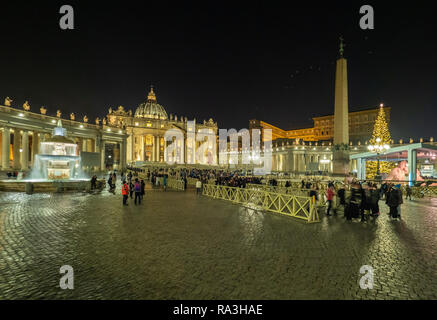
[
  {"left": 22, "top": 101, "right": 30, "bottom": 111},
  {"left": 4, "top": 97, "right": 12, "bottom": 106}
]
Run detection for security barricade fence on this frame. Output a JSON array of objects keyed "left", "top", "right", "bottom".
[
  {"left": 246, "top": 184, "right": 312, "bottom": 196},
  {"left": 167, "top": 178, "right": 185, "bottom": 191},
  {"left": 186, "top": 177, "right": 198, "bottom": 186},
  {"left": 202, "top": 184, "right": 320, "bottom": 223}
]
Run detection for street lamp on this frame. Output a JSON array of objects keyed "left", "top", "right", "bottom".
[{"left": 368, "top": 138, "right": 390, "bottom": 180}]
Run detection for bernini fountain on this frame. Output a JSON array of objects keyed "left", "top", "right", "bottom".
[{"left": 0, "top": 120, "right": 102, "bottom": 193}]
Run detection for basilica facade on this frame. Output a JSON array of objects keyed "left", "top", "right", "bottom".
[{"left": 106, "top": 87, "right": 218, "bottom": 166}]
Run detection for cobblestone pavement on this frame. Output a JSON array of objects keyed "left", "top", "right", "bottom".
[{"left": 0, "top": 185, "right": 436, "bottom": 300}]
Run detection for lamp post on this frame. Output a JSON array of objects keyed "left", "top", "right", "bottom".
[{"left": 368, "top": 137, "right": 390, "bottom": 181}]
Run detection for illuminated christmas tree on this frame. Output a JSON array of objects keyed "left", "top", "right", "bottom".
[
  {"left": 369, "top": 105, "right": 391, "bottom": 146},
  {"left": 366, "top": 105, "right": 396, "bottom": 179}
]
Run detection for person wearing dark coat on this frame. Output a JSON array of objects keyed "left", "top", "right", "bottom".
[
  {"left": 107, "top": 175, "right": 114, "bottom": 191},
  {"left": 337, "top": 186, "right": 346, "bottom": 214},
  {"left": 140, "top": 180, "right": 145, "bottom": 199},
  {"left": 386, "top": 185, "right": 403, "bottom": 219},
  {"left": 129, "top": 180, "right": 134, "bottom": 199},
  {"left": 369, "top": 184, "right": 381, "bottom": 217},
  {"left": 346, "top": 183, "right": 363, "bottom": 221}
]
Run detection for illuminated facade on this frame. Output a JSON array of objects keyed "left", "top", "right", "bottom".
[
  {"left": 249, "top": 106, "right": 391, "bottom": 144},
  {"left": 107, "top": 87, "right": 218, "bottom": 166}
]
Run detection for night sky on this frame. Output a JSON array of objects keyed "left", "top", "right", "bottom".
[{"left": 0, "top": 1, "right": 436, "bottom": 140}]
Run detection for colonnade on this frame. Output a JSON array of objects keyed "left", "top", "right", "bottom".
[
  {"left": 0, "top": 127, "right": 103, "bottom": 171},
  {"left": 1, "top": 127, "right": 39, "bottom": 170},
  {"left": 271, "top": 151, "right": 334, "bottom": 173}
]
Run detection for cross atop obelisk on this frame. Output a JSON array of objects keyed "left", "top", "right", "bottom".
[{"left": 339, "top": 36, "right": 345, "bottom": 57}]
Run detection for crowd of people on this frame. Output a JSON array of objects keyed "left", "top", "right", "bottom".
[{"left": 303, "top": 179, "right": 406, "bottom": 222}]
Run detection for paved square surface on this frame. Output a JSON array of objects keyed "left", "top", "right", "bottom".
[{"left": 0, "top": 186, "right": 436, "bottom": 299}]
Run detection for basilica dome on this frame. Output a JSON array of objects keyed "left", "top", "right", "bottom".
[{"left": 134, "top": 87, "right": 168, "bottom": 120}]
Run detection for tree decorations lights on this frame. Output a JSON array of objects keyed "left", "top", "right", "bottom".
[{"left": 366, "top": 104, "right": 393, "bottom": 179}]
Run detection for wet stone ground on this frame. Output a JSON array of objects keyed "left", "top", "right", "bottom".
[{"left": 0, "top": 184, "right": 436, "bottom": 300}]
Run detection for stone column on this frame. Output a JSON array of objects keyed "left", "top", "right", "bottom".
[
  {"left": 2, "top": 127, "right": 10, "bottom": 169},
  {"left": 152, "top": 136, "right": 155, "bottom": 162},
  {"left": 90, "top": 139, "right": 95, "bottom": 152},
  {"left": 13, "top": 130, "right": 21, "bottom": 170},
  {"left": 298, "top": 154, "right": 304, "bottom": 172},
  {"left": 127, "top": 134, "right": 132, "bottom": 163},
  {"left": 82, "top": 138, "right": 88, "bottom": 152},
  {"left": 77, "top": 139, "right": 83, "bottom": 154},
  {"left": 21, "top": 131, "right": 29, "bottom": 170},
  {"left": 100, "top": 141, "right": 106, "bottom": 171},
  {"left": 140, "top": 136, "right": 145, "bottom": 161},
  {"left": 94, "top": 137, "right": 100, "bottom": 153},
  {"left": 120, "top": 141, "right": 126, "bottom": 170},
  {"left": 271, "top": 154, "right": 276, "bottom": 171},
  {"left": 156, "top": 136, "right": 161, "bottom": 162},
  {"left": 156, "top": 136, "right": 159, "bottom": 162},
  {"left": 32, "top": 132, "right": 39, "bottom": 163}
]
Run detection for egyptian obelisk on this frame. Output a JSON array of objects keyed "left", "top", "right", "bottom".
[{"left": 333, "top": 37, "right": 350, "bottom": 175}]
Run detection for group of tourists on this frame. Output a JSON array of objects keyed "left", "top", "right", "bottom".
[
  {"left": 315, "top": 180, "right": 405, "bottom": 222},
  {"left": 121, "top": 172, "right": 146, "bottom": 206}
]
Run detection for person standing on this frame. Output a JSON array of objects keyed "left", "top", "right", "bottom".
[
  {"left": 163, "top": 174, "right": 168, "bottom": 191},
  {"left": 90, "top": 175, "right": 97, "bottom": 190},
  {"left": 129, "top": 180, "right": 134, "bottom": 199},
  {"left": 337, "top": 184, "right": 346, "bottom": 215},
  {"left": 361, "top": 183, "right": 372, "bottom": 222},
  {"left": 140, "top": 179, "right": 145, "bottom": 199},
  {"left": 112, "top": 172, "right": 117, "bottom": 190},
  {"left": 107, "top": 174, "right": 113, "bottom": 192},
  {"left": 386, "top": 184, "right": 402, "bottom": 220},
  {"left": 325, "top": 184, "right": 335, "bottom": 216},
  {"left": 347, "top": 182, "right": 363, "bottom": 221},
  {"left": 134, "top": 179, "right": 142, "bottom": 205},
  {"left": 196, "top": 179, "right": 202, "bottom": 195},
  {"left": 406, "top": 185, "right": 412, "bottom": 200},
  {"left": 122, "top": 181, "right": 129, "bottom": 206},
  {"left": 369, "top": 183, "right": 381, "bottom": 218}
]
